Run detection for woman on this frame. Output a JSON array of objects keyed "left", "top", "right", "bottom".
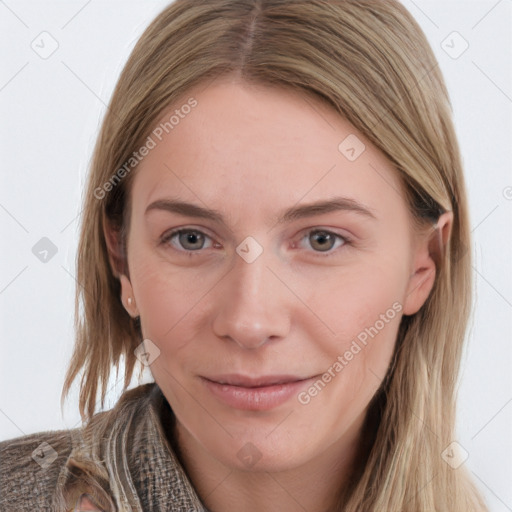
[{"left": 0, "top": 0, "right": 489, "bottom": 510}]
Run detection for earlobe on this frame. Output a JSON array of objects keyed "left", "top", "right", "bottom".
[
  {"left": 120, "top": 274, "right": 139, "bottom": 317},
  {"left": 403, "top": 211, "right": 453, "bottom": 316}
]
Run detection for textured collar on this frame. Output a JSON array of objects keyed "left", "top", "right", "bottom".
[
  {"left": 130, "top": 383, "right": 208, "bottom": 511},
  {"left": 54, "top": 383, "right": 209, "bottom": 511}
]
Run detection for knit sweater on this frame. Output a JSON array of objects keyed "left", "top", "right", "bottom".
[{"left": 0, "top": 383, "right": 209, "bottom": 511}]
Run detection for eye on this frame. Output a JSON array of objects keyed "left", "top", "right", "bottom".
[
  {"left": 160, "top": 228, "right": 216, "bottom": 253},
  {"left": 298, "top": 229, "right": 349, "bottom": 255}
]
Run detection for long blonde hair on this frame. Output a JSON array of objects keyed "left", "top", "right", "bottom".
[{"left": 61, "top": 0, "right": 487, "bottom": 509}]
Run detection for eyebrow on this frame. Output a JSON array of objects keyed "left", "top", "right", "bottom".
[{"left": 145, "top": 196, "right": 377, "bottom": 226}]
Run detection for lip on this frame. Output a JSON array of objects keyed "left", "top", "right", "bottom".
[{"left": 201, "top": 374, "right": 317, "bottom": 411}]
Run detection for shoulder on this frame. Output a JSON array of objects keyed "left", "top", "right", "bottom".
[
  {"left": 0, "top": 428, "right": 76, "bottom": 511},
  {"left": 0, "top": 384, "right": 160, "bottom": 511}
]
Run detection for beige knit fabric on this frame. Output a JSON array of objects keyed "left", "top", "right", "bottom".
[{"left": 0, "top": 383, "right": 209, "bottom": 511}]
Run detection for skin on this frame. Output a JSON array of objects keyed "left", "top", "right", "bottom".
[{"left": 108, "top": 75, "right": 452, "bottom": 512}]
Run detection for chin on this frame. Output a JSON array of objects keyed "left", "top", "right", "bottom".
[{"left": 206, "top": 426, "right": 320, "bottom": 473}]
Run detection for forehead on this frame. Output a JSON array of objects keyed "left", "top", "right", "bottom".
[{"left": 131, "top": 77, "right": 404, "bottom": 222}]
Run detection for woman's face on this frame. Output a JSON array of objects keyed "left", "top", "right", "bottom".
[{"left": 118, "top": 76, "right": 437, "bottom": 472}]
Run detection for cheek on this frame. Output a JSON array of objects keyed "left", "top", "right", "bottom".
[
  {"left": 129, "top": 239, "right": 222, "bottom": 333},
  {"left": 298, "top": 260, "right": 406, "bottom": 343},
  {"left": 296, "top": 263, "right": 405, "bottom": 398}
]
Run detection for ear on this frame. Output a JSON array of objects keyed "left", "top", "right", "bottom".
[
  {"left": 103, "top": 217, "right": 139, "bottom": 318},
  {"left": 403, "top": 211, "right": 453, "bottom": 316},
  {"left": 103, "top": 216, "right": 125, "bottom": 279}
]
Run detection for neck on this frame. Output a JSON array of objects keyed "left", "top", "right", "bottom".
[{"left": 171, "top": 411, "right": 372, "bottom": 512}]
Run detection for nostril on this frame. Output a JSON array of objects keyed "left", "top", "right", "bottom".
[{"left": 231, "top": 333, "right": 271, "bottom": 350}]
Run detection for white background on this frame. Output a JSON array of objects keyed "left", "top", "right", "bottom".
[{"left": 0, "top": 1, "right": 511, "bottom": 510}]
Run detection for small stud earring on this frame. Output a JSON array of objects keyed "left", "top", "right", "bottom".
[{"left": 127, "top": 297, "right": 133, "bottom": 306}]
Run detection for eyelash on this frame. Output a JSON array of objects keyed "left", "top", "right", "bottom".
[{"left": 160, "top": 228, "right": 351, "bottom": 258}]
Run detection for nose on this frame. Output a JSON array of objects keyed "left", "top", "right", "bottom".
[{"left": 211, "top": 246, "right": 291, "bottom": 349}]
